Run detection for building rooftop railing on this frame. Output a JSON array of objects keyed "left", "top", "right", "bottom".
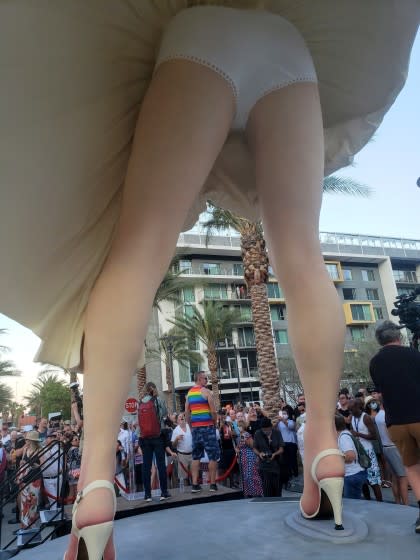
[{"left": 178, "top": 231, "right": 420, "bottom": 259}]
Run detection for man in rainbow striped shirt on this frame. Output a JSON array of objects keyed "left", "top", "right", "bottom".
[{"left": 185, "top": 371, "right": 219, "bottom": 493}]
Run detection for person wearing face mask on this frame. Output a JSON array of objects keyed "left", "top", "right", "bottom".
[
  {"left": 277, "top": 405, "right": 298, "bottom": 479},
  {"left": 365, "top": 396, "right": 390, "bottom": 489}
]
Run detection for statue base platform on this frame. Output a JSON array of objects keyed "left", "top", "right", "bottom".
[{"left": 18, "top": 497, "right": 419, "bottom": 559}]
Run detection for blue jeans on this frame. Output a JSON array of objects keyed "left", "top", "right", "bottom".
[
  {"left": 344, "top": 469, "right": 367, "bottom": 499},
  {"left": 140, "top": 437, "right": 168, "bottom": 497}
]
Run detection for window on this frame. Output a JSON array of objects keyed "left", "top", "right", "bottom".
[
  {"left": 361, "top": 269, "right": 375, "bottom": 281},
  {"left": 326, "top": 263, "right": 340, "bottom": 280},
  {"left": 179, "top": 260, "right": 192, "bottom": 274},
  {"left": 342, "top": 269, "right": 352, "bottom": 281},
  {"left": 182, "top": 287, "right": 195, "bottom": 303},
  {"left": 270, "top": 304, "right": 286, "bottom": 321},
  {"left": 204, "top": 284, "right": 228, "bottom": 299},
  {"left": 202, "top": 263, "right": 221, "bottom": 275},
  {"left": 184, "top": 304, "right": 195, "bottom": 318},
  {"left": 366, "top": 288, "right": 379, "bottom": 301},
  {"left": 239, "top": 306, "right": 252, "bottom": 322},
  {"left": 351, "top": 304, "right": 373, "bottom": 322},
  {"left": 179, "top": 361, "right": 201, "bottom": 383},
  {"left": 350, "top": 327, "right": 367, "bottom": 342},
  {"left": 233, "top": 263, "right": 244, "bottom": 276},
  {"left": 374, "top": 307, "right": 384, "bottom": 320},
  {"left": 238, "top": 327, "right": 255, "bottom": 347},
  {"left": 342, "top": 288, "right": 356, "bottom": 300},
  {"left": 393, "top": 270, "right": 418, "bottom": 283},
  {"left": 267, "top": 282, "right": 283, "bottom": 299},
  {"left": 274, "top": 330, "right": 289, "bottom": 344}
]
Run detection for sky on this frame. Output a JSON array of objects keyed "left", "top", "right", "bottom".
[{"left": 1, "top": 29, "right": 419, "bottom": 404}]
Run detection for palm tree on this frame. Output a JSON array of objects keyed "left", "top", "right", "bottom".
[
  {"left": 25, "top": 371, "right": 70, "bottom": 418},
  {"left": 136, "top": 257, "right": 197, "bottom": 398},
  {"left": 170, "top": 300, "right": 240, "bottom": 410},
  {"left": 145, "top": 327, "right": 202, "bottom": 412},
  {"left": 0, "top": 329, "right": 21, "bottom": 377},
  {"left": 0, "top": 383, "right": 14, "bottom": 420},
  {"left": 202, "top": 178, "right": 369, "bottom": 418}
]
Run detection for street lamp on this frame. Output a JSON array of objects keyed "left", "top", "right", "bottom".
[
  {"left": 216, "top": 338, "right": 242, "bottom": 405},
  {"left": 161, "top": 335, "right": 177, "bottom": 413},
  {"left": 232, "top": 343, "right": 243, "bottom": 405}
]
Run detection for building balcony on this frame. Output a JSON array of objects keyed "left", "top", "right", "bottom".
[
  {"left": 343, "top": 301, "right": 375, "bottom": 325},
  {"left": 218, "top": 368, "right": 259, "bottom": 381},
  {"left": 179, "top": 263, "right": 244, "bottom": 278}
]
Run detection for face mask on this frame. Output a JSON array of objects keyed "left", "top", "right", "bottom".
[
  {"left": 282, "top": 413, "right": 289, "bottom": 419},
  {"left": 370, "top": 402, "right": 378, "bottom": 410}
]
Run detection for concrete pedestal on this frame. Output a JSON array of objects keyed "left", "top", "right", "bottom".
[{"left": 18, "top": 498, "right": 419, "bottom": 560}]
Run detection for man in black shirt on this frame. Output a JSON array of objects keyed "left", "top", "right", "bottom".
[{"left": 369, "top": 320, "right": 420, "bottom": 534}]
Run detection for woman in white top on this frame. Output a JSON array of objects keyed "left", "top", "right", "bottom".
[
  {"left": 349, "top": 398, "right": 383, "bottom": 502},
  {"left": 335, "top": 415, "right": 367, "bottom": 500}
]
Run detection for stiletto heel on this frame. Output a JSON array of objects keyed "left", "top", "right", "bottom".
[
  {"left": 300, "top": 449, "right": 345, "bottom": 530},
  {"left": 63, "top": 480, "right": 117, "bottom": 560}
]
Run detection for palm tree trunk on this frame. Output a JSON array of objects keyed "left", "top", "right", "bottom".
[
  {"left": 207, "top": 347, "right": 221, "bottom": 411},
  {"left": 249, "top": 283, "right": 280, "bottom": 420}
]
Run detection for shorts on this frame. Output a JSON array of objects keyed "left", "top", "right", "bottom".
[
  {"left": 382, "top": 445, "right": 406, "bottom": 478},
  {"left": 177, "top": 452, "right": 193, "bottom": 479},
  {"left": 191, "top": 426, "right": 220, "bottom": 462},
  {"left": 156, "top": 6, "right": 317, "bottom": 130},
  {"left": 388, "top": 423, "right": 420, "bottom": 467}
]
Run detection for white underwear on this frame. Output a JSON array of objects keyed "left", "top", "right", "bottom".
[{"left": 156, "top": 6, "right": 318, "bottom": 130}]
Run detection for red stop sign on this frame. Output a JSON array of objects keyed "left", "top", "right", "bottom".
[{"left": 124, "top": 398, "right": 138, "bottom": 414}]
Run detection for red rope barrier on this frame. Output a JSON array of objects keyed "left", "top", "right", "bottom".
[
  {"left": 177, "top": 454, "right": 237, "bottom": 482},
  {"left": 215, "top": 455, "right": 237, "bottom": 482},
  {"left": 42, "top": 487, "right": 75, "bottom": 505}
]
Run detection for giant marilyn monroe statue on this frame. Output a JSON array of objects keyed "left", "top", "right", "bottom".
[{"left": 0, "top": 1, "right": 419, "bottom": 558}]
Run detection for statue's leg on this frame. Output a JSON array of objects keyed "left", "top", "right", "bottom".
[
  {"left": 64, "top": 59, "right": 234, "bottom": 558},
  {"left": 247, "top": 82, "right": 345, "bottom": 515}
]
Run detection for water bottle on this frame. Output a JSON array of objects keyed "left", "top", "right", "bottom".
[
  {"left": 179, "top": 478, "right": 184, "bottom": 494},
  {"left": 202, "top": 471, "right": 209, "bottom": 488}
]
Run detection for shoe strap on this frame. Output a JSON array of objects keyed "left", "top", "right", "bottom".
[
  {"left": 73, "top": 480, "right": 116, "bottom": 512},
  {"left": 310, "top": 449, "right": 344, "bottom": 482}
]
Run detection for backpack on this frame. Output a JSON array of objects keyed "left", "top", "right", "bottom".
[
  {"left": 341, "top": 432, "right": 372, "bottom": 470},
  {"left": 138, "top": 398, "right": 161, "bottom": 438}
]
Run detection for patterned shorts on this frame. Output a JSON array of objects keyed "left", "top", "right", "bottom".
[{"left": 192, "top": 426, "right": 220, "bottom": 462}]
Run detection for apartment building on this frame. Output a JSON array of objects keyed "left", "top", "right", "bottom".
[{"left": 153, "top": 230, "right": 420, "bottom": 406}]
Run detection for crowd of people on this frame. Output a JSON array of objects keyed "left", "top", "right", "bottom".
[
  {"left": 1, "top": 318, "right": 419, "bottom": 538},
  {"left": 1, "top": 412, "right": 82, "bottom": 529}
]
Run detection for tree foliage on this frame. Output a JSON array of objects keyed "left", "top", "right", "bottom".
[{"left": 25, "top": 372, "right": 71, "bottom": 419}]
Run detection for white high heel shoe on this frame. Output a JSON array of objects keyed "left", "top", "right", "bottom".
[
  {"left": 300, "top": 448, "right": 345, "bottom": 530},
  {"left": 63, "top": 480, "right": 116, "bottom": 560}
]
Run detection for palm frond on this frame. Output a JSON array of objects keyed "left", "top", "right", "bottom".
[
  {"left": 323, "top": 175, "right": 371, "bottom": 197},
  {"left": 0, "top": 359, "right": 21, "bottom": 377}
]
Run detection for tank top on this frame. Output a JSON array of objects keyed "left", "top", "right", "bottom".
[
  {"left": 351, "top": 412, "right": 374, "bottom": 453},
  {"left": 187, "top": 386, "right": 213, "bottom": 428}
]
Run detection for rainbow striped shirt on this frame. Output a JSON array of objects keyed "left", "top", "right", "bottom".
[{"left": 187, "top": 386, "right": 213, "bottom": 427}]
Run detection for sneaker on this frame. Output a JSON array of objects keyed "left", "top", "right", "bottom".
[
  {"left": 144, "top": 496, "right": 152, "bottom": 502},
  {"left": 415, "top": 516, "right": 420, "bottom": 534},
  {"left": 160, "top": 493, "right": 171, "bottom": 501},
  {"left": 191, "top": 484, "right": 202, "bottom": 493},
  {"left": 209, "top": 484, "right": 218, "bottom": 492}
]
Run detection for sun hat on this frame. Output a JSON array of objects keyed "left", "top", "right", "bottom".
[{"left": 25, "top": 431, "right": 41, "bottom": 442}]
